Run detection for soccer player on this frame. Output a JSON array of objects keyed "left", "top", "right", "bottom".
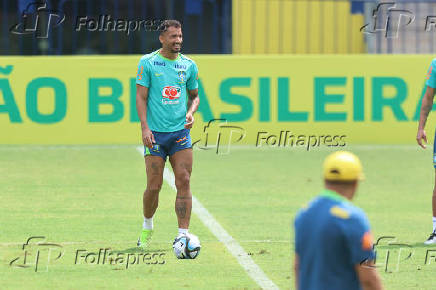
[
  {"left": 417, "top": 58, "right": 436, "bottom": 244},
  {"left": 294, "top": 151, "right": 383, "bottom": 290},
  {"left": 135, "top": 20, "right": 200, "bottom": 247}
]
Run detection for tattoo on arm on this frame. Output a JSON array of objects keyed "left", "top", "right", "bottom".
[
  {"left": 187, "top": 89, "right": 198, "bottom": 111},
  {"left": 420, "top": 92, "right": 435, "bottom": 129},
  {"left": 187, "top": 98, "right": 193, "bottom": 111},
  {"left": 423, "top": 101, "right": 433, "bottom": 117}
]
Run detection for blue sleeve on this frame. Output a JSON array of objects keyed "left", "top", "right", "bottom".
[
  {"left": 426, "top": 59, "right": 436, "bottom": 89},
  {"left": 187, "top": 61, "right": 199, "bottom": 91},
  {"left": 344, "top": 211, "right": 375, "bottom": 264},
  {"left": 294, "top": 210, "right": 303, "bottom": 254},
  {"left": 136, "top": 58, "right": 150, "bottom": 88}
]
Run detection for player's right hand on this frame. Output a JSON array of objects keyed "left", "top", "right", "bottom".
[
  {"left": 142, "top": 128, "right": 155, "bottom": 149},
  {"left": 416, "top": 128, "right": 427, "bottom": 149}
]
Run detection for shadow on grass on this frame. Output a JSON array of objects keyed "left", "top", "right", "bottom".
[{"left": 111, "top": 246, "right": 170, "bottom": 254}]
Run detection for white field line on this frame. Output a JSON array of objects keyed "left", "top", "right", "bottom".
[
  {"left": 0, "top": 240, "right": 289, "bottom": 247},
  {"left": 136, "top": 146, "right": 279, "bottom": 290},
  {"left": 0, "top": 144, "right": 426, "bottom": 151},
  {"left": 0, "top": 240, "right": 290, "bottom": 247}
]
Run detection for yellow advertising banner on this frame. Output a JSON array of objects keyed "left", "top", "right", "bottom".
[{"left": 0, "top": 55, "right": 434, "bottom": 146}]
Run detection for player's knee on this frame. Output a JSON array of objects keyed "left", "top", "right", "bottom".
[
  {"left": 146, "top": 181, "right": 162, "bottom": 194},
  {"left": 175, "top": 174, "right": 190, "bottom": 191}
]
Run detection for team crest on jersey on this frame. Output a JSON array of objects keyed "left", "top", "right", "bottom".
[
  {"left": 178, "top": 70, "right": 186, "bottom": 83},
  {"left": 152, "top": 144, "right": 160, "bottom": 152},
  {"left": 162, "top": 85, "right": 181, "bottom": 104}
]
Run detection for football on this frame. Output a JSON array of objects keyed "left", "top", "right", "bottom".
[{"left": 172, "top": 233, "right": 201, "bottom": 259}]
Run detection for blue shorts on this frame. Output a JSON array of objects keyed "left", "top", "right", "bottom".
[{"left": 144, "top": 128, "right": 192, "bottom": 160}]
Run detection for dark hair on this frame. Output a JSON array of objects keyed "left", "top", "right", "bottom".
[
  {"left": 325, "top": 179, "right": 357, "bottom": 186},
  {"left": 159, "top": 20, "right": 182, "bottom": 35}
]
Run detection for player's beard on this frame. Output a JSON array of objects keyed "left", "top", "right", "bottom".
[{"left": 171, "top": 43, "right": 181, "bottom": 53}]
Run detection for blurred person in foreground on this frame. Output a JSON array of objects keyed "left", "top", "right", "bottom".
[{"left": 294, "top": 151, "right": 383, "bottom": 290}]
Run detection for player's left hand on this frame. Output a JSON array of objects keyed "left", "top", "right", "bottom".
[
  {"left": 185, "top": 113, "right": 194, "bottom": 129},
  {"left": 417, "top": 128, "right": 427, "bottom": 149}
]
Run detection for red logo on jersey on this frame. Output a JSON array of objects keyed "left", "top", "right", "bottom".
[{"left": 162, "top": 86, "right": 181, "bottom": 100}]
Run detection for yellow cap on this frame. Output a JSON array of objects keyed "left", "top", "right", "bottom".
[{"left": 323, "top": 151, "right": 364, "bottom": 181}]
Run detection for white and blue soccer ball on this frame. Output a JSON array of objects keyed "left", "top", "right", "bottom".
[{"left": 172, "top": 233, "right": 201, "bottom": 259}]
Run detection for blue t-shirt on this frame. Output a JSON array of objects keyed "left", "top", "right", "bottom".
[
  {"left": 426, "top": 58, "right": 436, "bottom": 88},
  {"left": 136, "top": 50, "right": 199, "bottom": 132},
  {"left": 294, "top": 189, "right": 375, "bottom": 290}
]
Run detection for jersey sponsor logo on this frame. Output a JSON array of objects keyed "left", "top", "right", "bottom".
[
  {"left": 161, "top": 85, "right": 181, "bottom": 104},
  {"left": 153, "top": 61, "right": 165, "bottom": 66},
  {"left": 174, "top": 64, "right": 186, "bottom": 70},
  {"left": 329, "top": 206, "right": 350, "bottom": 219},
  {"left": 361, "top": 231, "right": 373, "bottom": 251},
  {"left": 155, "top": 73, "right": 163, "bottom": 77},
  {"left": 178, "top": 71, "right": 186, "bottom": 83}
]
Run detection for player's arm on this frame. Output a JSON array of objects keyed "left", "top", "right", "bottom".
[
  {"left": 185, "top": 62, "right": 200, "bottom": 129},
  {"left": 355, "top": 261, "right": 383, "bottom": 290},
  {"left": 294, "top": 253, "right": 299, "bottom": 290},
  {"left": 185, "top": 89, "right": 199, "bottom": 129},
  {"left": 417, "top": 86, "right": 436, "bottom": 149},
  {"left": 346, "top": 214, "right": 383, "bottom": 290},
  {"left": 136, "top": 84, "right": 155, "bottom": 148}
]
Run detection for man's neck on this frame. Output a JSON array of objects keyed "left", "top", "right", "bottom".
[
  {"left": 159, "top": 48, "right": 178, "bottom": 60},
  {"left": 324, "top": 186, "right": 353, "bottom": 200}
]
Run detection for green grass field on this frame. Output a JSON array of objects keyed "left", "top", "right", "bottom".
[{"left": 1, "top": 145, "right": 436, "bottom": 289}]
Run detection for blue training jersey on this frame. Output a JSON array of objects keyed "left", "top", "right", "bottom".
[
  {"left": 136, "top": 50, "right": 199, "bottom": 132},
  {"left": 426, "top": 58, "right": 436, "bottom": 88},
  {"left": 294, "top": 189, "right": 375, "bottom": 290}
]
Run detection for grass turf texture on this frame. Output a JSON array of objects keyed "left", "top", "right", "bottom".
[{"left": 1, "top": 145, "right": 436, "bottom": 289}]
